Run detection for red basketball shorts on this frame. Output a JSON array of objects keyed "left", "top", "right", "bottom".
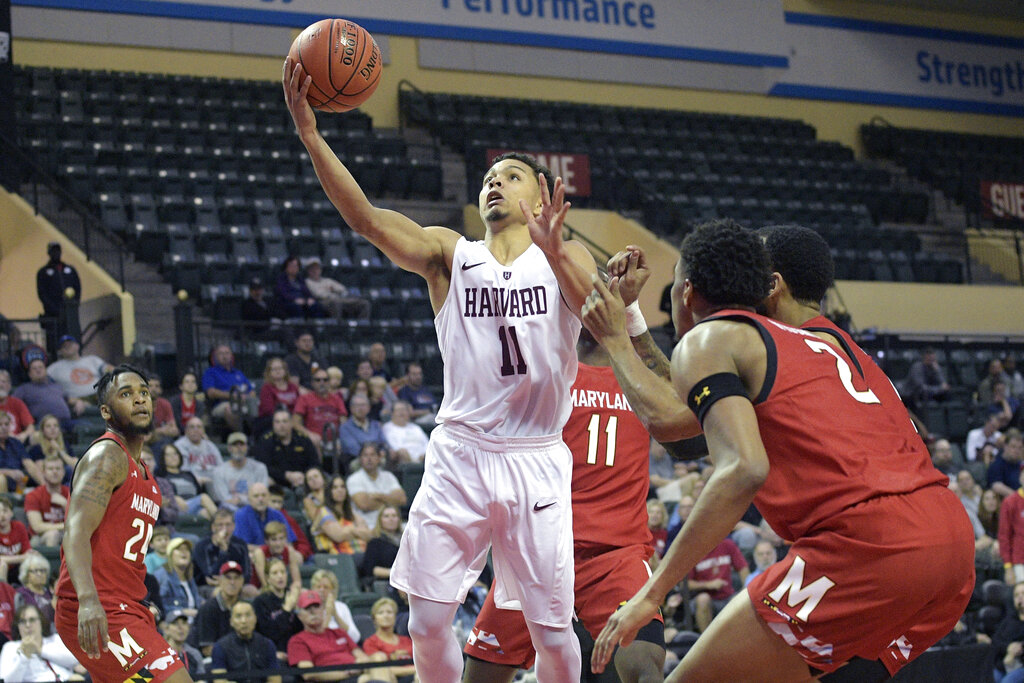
[
  {"left": 55, "top": 598, "right": 185, "bottom": 683},
  {"left": 748, "top": 485, "right": 974, "bottom": 676}
]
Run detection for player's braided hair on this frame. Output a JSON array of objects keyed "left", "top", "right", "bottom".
[
  {"left": 759, "top": 224, "right": 835, "bottom": 304},
  {"left": 680, "top": 219, "right": 771, "bottom": 308},
  {"left": 490, "top": 152, "right": 555, "bottom": 197},
  {"left": 94, "top": 363, "right": 149, "bottom": 405}
]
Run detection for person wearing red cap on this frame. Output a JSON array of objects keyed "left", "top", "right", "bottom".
[
  {"left": 288, "top": 589, "right": 379, "bottom": 681},
  {"left": 192, "top": 561, "right": 246, "bottom": 657}
]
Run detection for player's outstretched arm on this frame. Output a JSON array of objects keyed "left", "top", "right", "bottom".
[
  {"left": 62, "top": 441, "right": 127, "bottom": 659},
  {"left": 607, "top": 247, "right": 674, "bottom": 380},
  {"left": 283, "top": 59, "right": 459, "bottom": 282},
  {"left": 522, "top": 174, "right": 597, "bottom": 316},
  {"left": 591, "top": 322, "right": 769, "bottom": 674},
  {"left": 582, "top": 275, "right": 699, "bottom": 442}
]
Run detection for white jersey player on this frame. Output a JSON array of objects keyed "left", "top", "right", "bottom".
[{"left": 284, "top": 60, "right": 597, "bottom": 683}]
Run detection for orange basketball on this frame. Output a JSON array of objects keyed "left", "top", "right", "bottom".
[{"left": 287, "top": 18, "right": 382, "bottom": 113}]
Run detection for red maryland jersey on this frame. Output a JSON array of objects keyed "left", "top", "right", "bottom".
[
  {"left": 565, "top": 364, "right": 652, "bottom": 550},
  {"left": 702, "top": 311, "right": 947, "bottom": 542},
  {"left": 56, "top": 432, "right": 161, "bottom": 605}
]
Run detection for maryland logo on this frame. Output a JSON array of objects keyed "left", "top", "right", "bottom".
[
  {"left": 693, "top": 386, "right": 711, "bottom": 406},
  {"left": 122, "top": 667, "right": 153, "bottom": 683}
]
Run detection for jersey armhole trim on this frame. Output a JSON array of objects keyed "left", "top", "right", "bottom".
[
  {"left": 803, "top": 326, "right": 865, "bottom": 379},
  {"left": 696, "top": 313, "right": 777, "bottom": 404}
]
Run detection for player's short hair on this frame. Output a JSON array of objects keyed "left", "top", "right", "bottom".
[
  {"left": 94, "top": 363, "right": 149, "bottom": 406},
  {"left": 680, "top": 219, "right": 771, "bottom": 308},
  {"left": 758, "top": 224, "right": 834, "bottom": 304},
  {"left": 490, "top": 152, "right": 555, "bottom": 197}
]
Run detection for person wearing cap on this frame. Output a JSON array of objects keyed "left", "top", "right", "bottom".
[
  {"left": 210, "top": 601, "right": 280, "bottom": 683},
  {"left": 192, "top": 560, "right": 248, "bottom": 657},
  {"left": 209, "top": 432, "right": 270, "bottom": 511},
  {"left": 304, "top": 256, "right": 370, "bottom": 320},
  {"left": 242, "top": 277, "right": 273, "bottom": 327},
  {"left": 35, "top": 242, "right": 80, "bottom": 358},
  {"left": 161, "top": 608, "right": 205, "bottom": 675},
  {"left": 154, "top": 537, "right": 202, "bottom": 622},
  {"left": 288, "top": 589, "right": 377, "bottom": 681},
  {"left": 46, "top": 335, "right": 113, "bottom": 405}
]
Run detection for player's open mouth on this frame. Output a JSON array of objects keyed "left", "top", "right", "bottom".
[{"left": 486, "top": 191, "right": 503, "bottom": 206}]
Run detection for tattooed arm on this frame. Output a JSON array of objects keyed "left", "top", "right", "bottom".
[{"left": 62, "top": 440, "right": 127, "bottom": 659}]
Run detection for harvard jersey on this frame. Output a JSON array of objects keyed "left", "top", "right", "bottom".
[
  {"left": 565, "top": 364, "right": 652, "bottom": 549},
  {"left": 700, "top": 311, "right": 947, "bottom": 542},
  {"left": 434, "top": 238, "right": 581, "bottom": 436},
  {"left": 56, "top": 431, "right": 161, "bottom": 605}
]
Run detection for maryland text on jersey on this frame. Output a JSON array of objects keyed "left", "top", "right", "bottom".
[
  {"left": 129, "top": 494, "right": 160, "bottom": 521},
  {"left": 462, "top": 285, "right": 550, "bottom": 318},
  {"left": 571, "top": 387, "right": 632, "bottom": 412}
]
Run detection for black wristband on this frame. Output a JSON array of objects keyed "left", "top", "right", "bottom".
[{"left": 687, "top": 372, "right": 749, "bottom": 426}]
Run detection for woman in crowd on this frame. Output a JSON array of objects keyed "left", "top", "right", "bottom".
[
  {"left": 646, "top": 498, "right": 669, "bottom": 559},
  {"left": 156, "top": 443, "right": 217, "bottom": 519},
  {"left": 0, "top": 604, "right": 83, "bottom": 681},
  {"left": 980, "top": 488, "right": 1003, "bottom": 541},
  {"left": 346, "top": 378, "right": 371, "bottom": 414},
  {"left": 325, "top": 475, "right": 372, "bottom": 554},
  {"left": 253, "top": 557, "right": 300, "bottom": 659},
  {"left": 26, "top": 414, "right": 76, "bottom": 485},
  {"left": 274, "top": 256, "right": 325, "bottom": 319},
  {"left": 258, "top": 357, "right": 302, "bottom": 429},
  {"left": 361, "top": 597, "right": 416, "bottom": 683},
  {"left": 360, "top": 505, "right": 403, "bottom": 585},
  {"left": 309, "top": 569, "right": 361, "bottom": 644},
  {"left": 14, "top": 556, "right": 54, "bottom": 625},
  {"left": 327, "top": 366, "right": 348, "bottom": 401},
  {"left": 155, "top": 537, "right": 202, "bottom": 620},
  {"left": 169, "top": 371, "right": 207, "bottom": 433}
]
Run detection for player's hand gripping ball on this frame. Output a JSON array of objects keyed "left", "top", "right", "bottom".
[{"left": 287, "top": 18, "right": 383, "bottom": 113}]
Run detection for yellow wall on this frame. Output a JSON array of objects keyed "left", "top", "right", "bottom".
[{"left": 0, "top": 189, "right": 136, "bottom": 355}]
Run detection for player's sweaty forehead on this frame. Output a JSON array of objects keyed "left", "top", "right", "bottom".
[{"left": 483, "top": 161, "right": 533, "bottom": 184}]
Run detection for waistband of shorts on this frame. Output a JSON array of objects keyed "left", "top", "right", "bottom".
[{"left": 439, "top": 422, "right": 563, "bottom": 451}]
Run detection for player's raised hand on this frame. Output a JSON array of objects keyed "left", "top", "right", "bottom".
[
  {"left": 607, "top": 246, "right": 650, "bottom": 307},
  {"left": 522, "top": 174, "right": 571, "bottom": 257},
  {"left": 282, "top": 57, "right": 317, "bottom": 137},
  {"left": 77, "top": 597, "right": 109, "bottom": 660},
  {"left": 591, "top": 592, "right": 661, "bottom": 674},
  {"left": 581, "top": 274, "right": 630, "bottom": 352}
]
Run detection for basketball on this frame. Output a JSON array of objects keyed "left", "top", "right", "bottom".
[{"left": 287, "top": 18, "right": 382, "bottom": 113}]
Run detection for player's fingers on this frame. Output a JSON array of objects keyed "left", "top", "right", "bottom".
[
  {"left": 608, "top": 275, "right": 623, "bottom": 300},
  {"left": 97, "top": 618, "right": 109, "bottom": 652},
  {"left": 590, "top": 272, "right": 612, "bottom": 298},
  {"left": 626, "top": 248, "right": 640, "bottom": 275},
  {"left": 538, "top": 173, "right": 550, "bottom": 205}
]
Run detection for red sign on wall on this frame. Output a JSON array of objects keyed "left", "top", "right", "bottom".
[
  {"left": 981, "top": 181, "right": 1024, "bottom": 221},
  {"left": 486, "top": 149, "right": 591, "bottom": 197}
]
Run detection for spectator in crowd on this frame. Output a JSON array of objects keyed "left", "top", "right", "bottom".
[
  {"left": 326, "top": 366, "right": 347, "bottom": 401},
  {"left": 0, "top": 413, "right": 32, "bottom": 493},
  {"left": 0, "top": 370, "right": 34, "bottom": 444},
  {"left": 361, "top": 597, "right": 416, "bottom": 682},
  {"left": 308, "top": 570, "right": 361, "bottom": 642},
  {"left": 990, "top": 380, "right": 1021, "bottom": 429},
  {"left": 211, "top": 600, "right": 280, "bottom": 683},
  {"left": 169, "top": 371, "right": 207, "bottom": 433},
  {"left": 955, "top": 471, "right": 1001, "bottom": 574},
  {"left": 990, "top": 429, "right": 1024, "bottom": 499},
  {"left": 968, "top": 413, "right": 1005, "bottom": 463},
  {"left": 930, "top": 438, "right": 959, "bottom": 484},
  {"left": 139, "top": 449, "right": 179, "bottom": 529},
  {"left": 209, "top": 432, "right": 270, "bottom": 511},
  {"left": 14, "top": 554, "right": 54, "bottom": 623},
  {"left": 35, "top": 242, "right": 80, "bottom": 357},
  {"left": 360, "top": 505, "right": 404, "bottom": 585},
  {"left": 202, "top": 345, "right": 255, "bottom": 433},
  {"left": 367, "top": 343, "right": 393, "bottom": 382},
  {"left": 194, "top": 508, "right": 252, "bottom": 590},
  {"left": 46, "top": 335, "right": 112, "bottom": 405},
  {"left": 993, "top": 581, "right": 1024, "bottom": 682},
  {"left": 338, "top": 396, "right": 386, "bottom": 468},
  {"left": 355, "top": 359, "right": 375, "bottom": 383},
  {"left": 303, "top": 489, "right": 369, "bottom": 556},
  {"left": 980, "top": 487, "right": 1003, "bottom": 540},
  {"left": 324, "top": 475, "right": 372, "bottom": 554},
  {"left": 646, "top": 498, "right": 669, "bottom": 558},
  {"left": 304, "top": 256, "right": 370, "bottom": 320},
  {"left": 347, "top": 378, "right": 371, "bottom": 413},
  {"left": 258, "top": 357, "right": 301, "bottom": 427},
  {"left": 161, "top": 608, "right": 205, "bottom": 676},
  {"left": 147, "top": 375, "right": 180, "bottom": 443},
  {"left": 145, "top": 525, "right": 171, "bottom": 574},
  {"left": 266, "top": 484, "right": 314, "bottom": 560},
  {"left": 252, "top": 521, "right": 302, "bottom": 590},
  {"left": 193, "top": 560, "right": 248, "bottom": 657},
  {"left": 252, "top": 409, "right": 318, "bottom": 488},
  {"left": 253, "top": 557, "right": 301, "bottom": 658},
  {"left": 242, "top": 277, "right": 273, "bottom": 328},
  {"left": 12, "top": 359, "right": 78, "bottom": 425},
  {"left": 1002, "top": 465, "right": 1024, "bottom": 585},
  {"left": 275, "top": 256, "right": 326, "bottom": 320},
  {"left": 0, "top": 578, "right": 14, "bottom": 642},
  {"left": 23, "top": 456, "right": 67, "bottom": 548},
  {"left": 304, "top": 466, "right": 327, "bottom": 503},
  {"left": 903, "top": 347, "right": 951, "bottom": 410},
  {"left": 287, "top": 589, "right": 374, "bottom": 680},
  {"left": 367, "top": 376, "right": 394, "bottom": 423},
  {"left": 347, "top": 442, "right": 406, "bottom": 529},
  {"left": 26, "top": 414, "right": 75, "bottom": 484},
  {"left": 154, "top": 443, "right": 217, "bottom": 521},
  {"left": 394, "top": 362, "right": 437, "bottom": 429},
  {"left": 979, "top": 358, "right": 1013, "bottom": 407},
  {"left": 649, "top": 439, "right": 676, "bottom": 489},
  {"left": 0, "top": 603, "right": 81, "bottom": 681},
  {"left": 744, "top": 540, "right": 780, "bottom": 587},
  {"left": 381, "top": 401, "right": 428, "bottom": 466},
  {"left": 234, "top": 482, "right": 297, "bottom": 550},
  {"left": 1006, "top": 356, "right": 1024, "bottom": 400},
  {"left": 686, "top": 536, "right": 748, "bottom": 633},
  {"left": 155, "top": 537, "right": 202, "bottom": 621},
  {"left": 293, "top": 368, "right": 348, "bottom": 452},
  {"left": 173, "top": 416, "right": 223, "bottom": 489},
  {"left": 284, "top": 330, "right": 326, "bottom": 391}
]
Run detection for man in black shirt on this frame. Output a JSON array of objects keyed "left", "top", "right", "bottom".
[
  {"left": 35, "top": 242, "right": 80, "bottom": 356},
  {"left": 210, "top": 601, "right": 280, "bottom": 683},
  {"left": 252, "top": 408, "right": 318, "bottom": 488}
]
